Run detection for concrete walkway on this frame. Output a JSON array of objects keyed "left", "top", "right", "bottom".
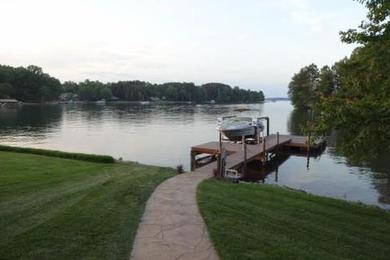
[{"left": 130, "top": 164, "right": 219, "bottom": 260}]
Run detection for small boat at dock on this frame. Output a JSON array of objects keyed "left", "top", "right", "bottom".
[{"left": 217, "top": 116, "right": 264, "bottom": 141}]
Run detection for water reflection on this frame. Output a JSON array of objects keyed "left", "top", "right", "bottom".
[
  {"left": 242, "top": 154, "right": 290, "bottom": 183},
  {"left": 0, "top": 102, "right": 389, "bottom": 209},
  {"left": 328, "top": 131, "right": 390, "bottom": 206},
  {"left": 287, "top": 109, "right": 309, "bottom": 135},
  {"left": 0, "top": 105, "right": 63, "bottom": 143}
]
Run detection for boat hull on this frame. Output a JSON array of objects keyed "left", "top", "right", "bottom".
[{"left": 221, "top": 126, "right": 256, "bottom": 141}]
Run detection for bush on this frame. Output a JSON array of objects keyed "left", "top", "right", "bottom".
[
  {"left": 176, "top": 164, "right": 184, "bottom": 174},
  {"left": 0, "top": 145, "right": 115, "bottom": 163}
]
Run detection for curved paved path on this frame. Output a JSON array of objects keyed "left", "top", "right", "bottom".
[{"left": 130, "top": 164, "right": 219, "bottom": 260}]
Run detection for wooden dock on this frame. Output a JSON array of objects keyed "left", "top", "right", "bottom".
[{"left": 191, "top": 134, "right": 326, "bottom": 174}]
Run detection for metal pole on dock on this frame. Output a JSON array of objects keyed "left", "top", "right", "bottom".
[
  {"left": 276, "top": 132, "right": 280, "bottom": 153},
  {"left": 257, "top": 116, "right": 270, "bottom": 136}
]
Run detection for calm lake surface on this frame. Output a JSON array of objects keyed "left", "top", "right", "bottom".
[{"left": 1, "top": 101, "right": 389, "bottom": 209}]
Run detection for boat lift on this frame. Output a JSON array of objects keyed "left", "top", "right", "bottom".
[{"left": 217, "top": 116, "right": 270, "bottom": 178}]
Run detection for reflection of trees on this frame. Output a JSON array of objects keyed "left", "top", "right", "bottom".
[
  {"left": 328, "top": 129, "right": 390, "bottom": 169},
  {"left": 330, "top": 130, "right": 390, "bottom": 205},
  {"left": 0, "top": 105, "right": 63, "bottom": 141},
  {"left": 0, "top": 105, "right": 63, "bottom": 130},
  {"left": 73, "top": 104, "right": 107, "bottom": 126},
  {"left": 287, "top": 109, "right": 310, "bottom": 135},
  {"left": 288, "top": 108, "right": 390, "bottom": 205}
]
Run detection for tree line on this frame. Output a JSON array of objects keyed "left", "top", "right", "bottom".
[
  {"left": 0, "top": 65, "right": 264, "bottom": 103},
  {"left": 63, "top": 80, "right": 264, "bottom": 103},
  {"left": 288, "top": 0, "right": 390, "bottom": 164},
  {"left": 0, "top": 65, "right": 62, "bottom": 102}
]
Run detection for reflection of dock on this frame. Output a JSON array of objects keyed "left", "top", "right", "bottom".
[
  {"left": 191, "top": 134, "right": 326, "bottom": 174},
  {"left": 243, "top": 154, "right": 290, "bottom": 182}
]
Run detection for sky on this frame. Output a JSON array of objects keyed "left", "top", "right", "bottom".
[{"left": 0, "top": 0, "right": 367, "bottom": 97}]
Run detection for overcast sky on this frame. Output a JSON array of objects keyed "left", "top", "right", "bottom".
[{"left": 0, "top": 0, "right": 366, "bottom": 97}]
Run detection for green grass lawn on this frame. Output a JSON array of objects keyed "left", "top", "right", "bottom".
[
  {"left": 0, "top": 151, "right": 174, "bottom": 260},
  {"left": 198, "top": 179, "right": 390, "bottom": 260}
]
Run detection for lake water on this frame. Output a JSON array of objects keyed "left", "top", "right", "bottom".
[{"left": 0, "top": 101, "right": 389, "bottom": 209}]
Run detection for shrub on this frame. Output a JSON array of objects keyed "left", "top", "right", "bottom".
[
  {"left": 0, "top": 145, "right": 115, "bottom": 163},
  {"left": 176, "top": 164, "right": 184, "bottom": 174}
]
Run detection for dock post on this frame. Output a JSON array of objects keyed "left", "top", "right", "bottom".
[
  {"left": 242, "top": 135, "right": 247, "bottom": 176},
  {"left": 217, "top": 132, "right": 222, "bottom": 177},
  {"left": 306, "top": 154, "right": 310, "bottom": 169},
  {"left": 262, "top": 135, "right": 266, "bottom": 164},
  {"left": 190, "top": 150, "right": 197, "bottom": 171},
  {"left": 306, "top": 132, "right": 311, "bottom": 169},
  {"left": 276, "top": 131, "right": 280, "bottom": 153},
  {"left": 275, "top": 166, "right": 279, "bottom": 182}
]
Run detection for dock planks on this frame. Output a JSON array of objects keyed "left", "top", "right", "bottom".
[{"left": 192, "top": 134, "right": 293, "bottom": 173}]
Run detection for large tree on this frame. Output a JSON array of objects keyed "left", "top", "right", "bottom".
[
  {"left": 288, "top": 64, "right": 319, "bottom": 109},
  {"left": 312, "top": 0, "right": 390, "bottom": 164},
  {"left": 0, "top": 65, "right": 61, "bottom": 102}
]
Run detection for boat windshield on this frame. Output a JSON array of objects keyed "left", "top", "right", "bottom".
[{"left": 226, "top": 117, "right": 252, "bottom": 122}]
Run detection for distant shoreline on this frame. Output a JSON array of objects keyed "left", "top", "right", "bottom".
[
  {"left": 2, "top": 98, "right": 290, "bottom": 107},
  {"left": 4, "top": 100, "right": 278, "bottom": 106}
]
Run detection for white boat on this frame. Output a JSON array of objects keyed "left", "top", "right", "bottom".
[{"left": 217, "top": 116, "right": 264, "bottom": 141}]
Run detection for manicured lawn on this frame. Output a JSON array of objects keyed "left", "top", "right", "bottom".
[
  {"left": 0, "top": 151, "right": 174, "bottom": 260},
  {"left": 198, "top": 179, "right": 390, "bottom": 260}
]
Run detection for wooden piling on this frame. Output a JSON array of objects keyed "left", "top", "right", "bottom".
[
  {"left": 262, "top": 135, "right": 266, "bottom": 164},
  {"left": 243, "top": 135, "right": 247, "bottom": 176},
  {"left": 306, "top": 132, "right": 311, "bottom": 169},
  {"left": 275, "top": 166, "right": 279, "bottom": 182},
  {"left": 218, "top": 132, "right": 222, "bottom": 177},
  {"left": 190, "top": 150, "right": 197, "bottom": 171}
]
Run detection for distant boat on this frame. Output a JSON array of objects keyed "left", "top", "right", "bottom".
[
  {"left": 139, "top": 101, "right": 151, "bottom": 105},
  {"left": 217, "top": 116, "right": 264, "bottom": 141},
  {"left": 0, "top": 99, "right": 21, "bottom": 109}
]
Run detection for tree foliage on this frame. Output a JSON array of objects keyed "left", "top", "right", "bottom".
[
  {"left": 288, "top": 64, "right": 320, "bottom": 109},
  {"left": 287, "top": 64, "right": 337, "bottom": 109},
  {"left": 1, "top": 64, "right": 265, "bottom": 103},
  {"left": 0, "top": 65, "right": 61, "bottom": 102},
  {"left": 77, "top": 80, "right": 112, "bottom": 101},
  {"left": 340, "top": 0, "right": 390, "bottom": 44},
  {"left": 66, "top": 80, "right": 264, "bottom": 103},
  {"left": 289, "top": 0, "right": 390, "bottom": 165}
]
